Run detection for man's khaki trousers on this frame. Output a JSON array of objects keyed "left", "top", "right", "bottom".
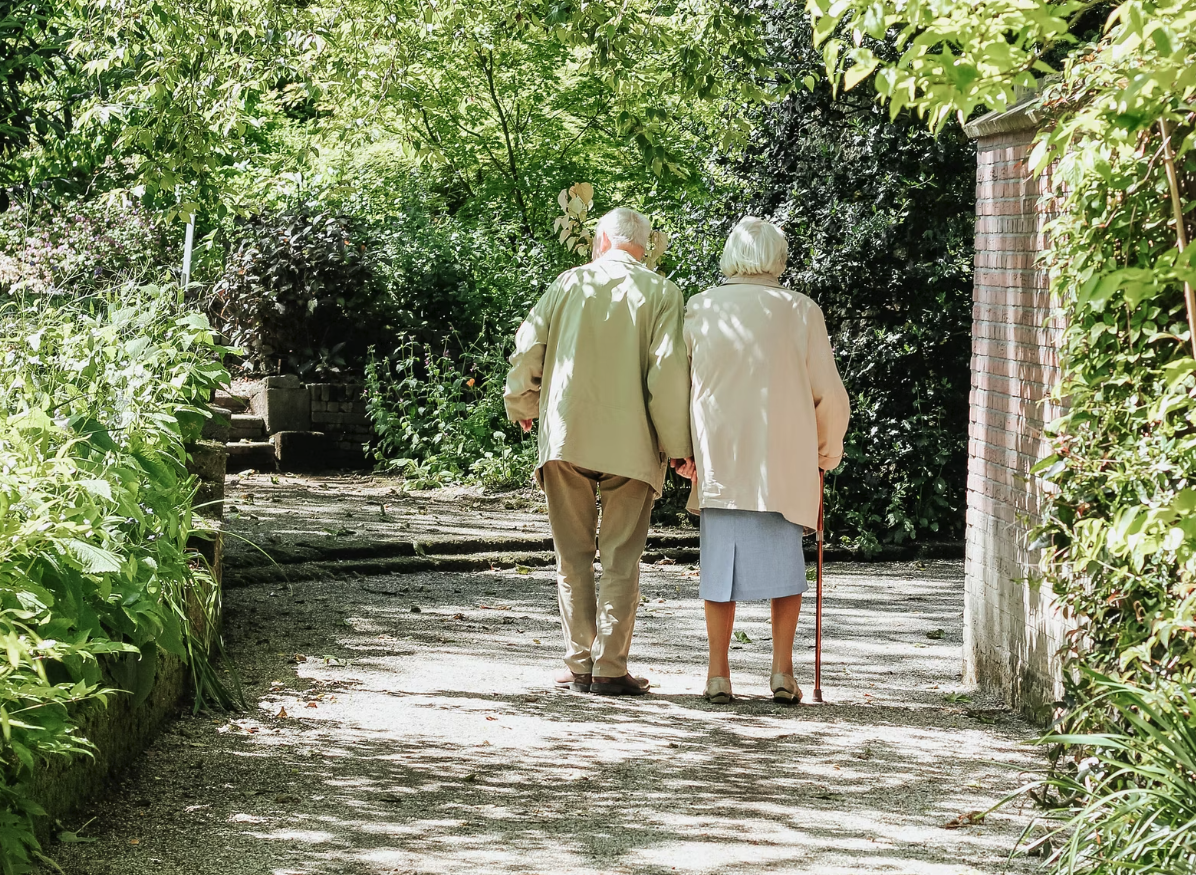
[{"left": 540, "top": 461, "right": 655, "bottom": 679}]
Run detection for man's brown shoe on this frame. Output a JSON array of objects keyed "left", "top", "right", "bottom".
[
  {"left": 554, "top": 668, "right": 592, "bottom": 692},
  {"left": 591, "top": 674, "right": 650, "bottom": 696}
]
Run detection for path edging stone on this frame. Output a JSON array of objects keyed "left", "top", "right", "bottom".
[{"left": 224, "top": 534, "right": 963, "bottom": 586}]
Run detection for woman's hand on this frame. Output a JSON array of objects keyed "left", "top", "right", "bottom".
[
  {"left": 519, "top": 419, "right": 535, "bottom": 433},
  {"left": 670, "top": 457, "right": 697, "bottom": 481}
]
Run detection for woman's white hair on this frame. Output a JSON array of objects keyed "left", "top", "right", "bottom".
[
  {"left": 720, "top": 216, "right": 788, "bottom": 278},
  {"left": 594, "top": 207, "right": 652, "bottom": 250}
]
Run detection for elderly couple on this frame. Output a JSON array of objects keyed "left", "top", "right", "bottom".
[{"left": 503, "top": 208, "right": 850, "bottom": 704}]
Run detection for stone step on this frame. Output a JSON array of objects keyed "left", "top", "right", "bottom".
[
  {"left": 229, "top": 413, "right": 266, "bottom": 441},
  {"left": 201, "top": 406, "right": 231, "bottom": 443},
  {"left": 213, "top": 390, "right": 249, "bottom": 414},
  {"left": 225, "top": 440, "right": 277, "bottom": 473}
]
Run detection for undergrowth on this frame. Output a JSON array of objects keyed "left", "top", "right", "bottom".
[
  {"left": 0, "top": 284, "right": 234, "bottom": 871},
  {"left": 363, "top": 336, "right": 537, "bottom": 490}
]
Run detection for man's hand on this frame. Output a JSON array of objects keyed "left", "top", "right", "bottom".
[
  {"left": 519, "top": 419, "right": 535, "bottom": 433},
  {"left": 670, "top": 457, "right": 697, "bottom": 481}
]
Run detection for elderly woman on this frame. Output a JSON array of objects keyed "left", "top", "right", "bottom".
[{"left": 681, "top": 217, "right": 850, "bottom": 704}]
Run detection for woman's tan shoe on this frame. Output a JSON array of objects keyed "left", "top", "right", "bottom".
[
  {"left": 770, "top": 672, "right": 801, "bottom": 704},
  {"left": 703, "top": 676, "right": 733, "bottom": 704}
]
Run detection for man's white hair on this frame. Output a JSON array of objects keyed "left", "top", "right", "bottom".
[
  {"left": 720, "top": 216, "right": 788, "bottom": 278},
  {"left": 594, "top": 207, "right": 652, "bottom": 250}
]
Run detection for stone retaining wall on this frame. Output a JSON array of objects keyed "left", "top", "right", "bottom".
[
  {"left": 28, "top": 431, "right": 226, "bottom": 836},
  {"left": 309, "top": 383, "right": 373, "bottom": 468}
]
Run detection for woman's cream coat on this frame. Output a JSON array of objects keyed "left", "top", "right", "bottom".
[{"left": 684, "top": 276, "right": 850, "bottom": 531}]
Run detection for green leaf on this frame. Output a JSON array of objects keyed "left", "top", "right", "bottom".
[
  {"left": 66, "top": 540, "right": 122, "bottom": 575},
  {"left": 78, "top": 479, "right": 114, "bottom": 502}
]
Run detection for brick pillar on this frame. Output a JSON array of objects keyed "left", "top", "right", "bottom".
[{"left": 963, "top": 103, "right": 1067, "bottom": 720}]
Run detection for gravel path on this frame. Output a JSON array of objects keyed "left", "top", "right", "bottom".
[{"left": 53, "top": 555, "right": 1044, "bottom": 874}]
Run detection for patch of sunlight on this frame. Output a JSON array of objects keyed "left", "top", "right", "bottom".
[
  {"left": 355, "top": 843, "right": 609, "bottom": 875},
  {"left": 248, "top": 828, "right": 337, "bottom": 843},
  {"left": 357, "top": 819, "right": 462, "bottom": 837}
]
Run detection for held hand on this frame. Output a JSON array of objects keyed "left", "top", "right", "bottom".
[
  {"left": 519, "top": 419, "right": 535, "bottom": 433},
  {"left": 670, "top": 457, "right": 697, "bottom": 481}
]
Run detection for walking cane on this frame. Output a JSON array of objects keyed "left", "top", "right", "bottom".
[{"left": 812, "top": 470, "right": 825, "bottom": 704}]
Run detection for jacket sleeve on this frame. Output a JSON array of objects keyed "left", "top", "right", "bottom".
[
  {"left": 806, "top": 304, "right": 851, "bottom": 470},
  {"left": 646, "top": 283, "right": 694, "bottom": 459},
  {"left": 503, "top": 282, "right": 555, "bottom": 422}
]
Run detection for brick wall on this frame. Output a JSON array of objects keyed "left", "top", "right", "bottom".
[{"left": 963, "top": 107, "right": 1068, "bottom": 720}]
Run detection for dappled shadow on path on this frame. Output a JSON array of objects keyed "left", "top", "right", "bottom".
[{"left": 55, "top": 561, "right": 1041, "bottom": 875}]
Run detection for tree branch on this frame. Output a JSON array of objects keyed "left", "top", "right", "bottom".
[
  {"left": 1159, "top": 118, "right": 1195, "bottom": 360},
  {"left": 478, "top": 47, "right": 532, "bottom": 237}
]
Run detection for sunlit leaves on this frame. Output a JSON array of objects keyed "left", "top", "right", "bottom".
[
  {"left": 61, "top": 0, "right": 322, "bottom": 212},
  {"left": 0, "top": 286, "right": 231, "bottom": 870},
  {"left": 808, "top": 0, "right": 1086, "bottom": 128}
]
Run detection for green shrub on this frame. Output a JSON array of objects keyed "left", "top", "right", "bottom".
[
  {"left": 0, "top": 284, "right": 231, "bottom": 871},
  {"left": 325, "top": 155, "right": 564, "bottom": 348},
  {"left": 212, "top": 159, "right": 565, "bottom": 380},
  {"left": 0, "top": 195, "right": 170, "bottom": 295},
  {"left": 364, "top": 337, "right": 536, "bottom": 489},
  {"left": 209, "top": 209, "right": 370, "bottom": 376}
]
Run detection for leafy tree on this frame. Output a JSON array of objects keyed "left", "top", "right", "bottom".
[
  {"left": 0, "top": 0, "right": 70, "bottom": 209},
  {"left": 63, "top": 0, "right": 320, "bottom": 217},
  {"left": 310, "top": 0, "right": 781, "bottom": 237}
]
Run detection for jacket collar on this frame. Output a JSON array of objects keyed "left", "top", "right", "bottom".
[
  {"left": 596, "top": 249, "right": 642, "bottom": 266},
  {"left": 722, "top": 273, "right": 783, "bottom": 289}
]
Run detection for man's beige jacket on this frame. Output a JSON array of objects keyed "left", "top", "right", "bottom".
[
  {"left": 504, "top": 249, "right": 692, "bottom": 495},
  {"left": 684, "top": 276, "right": 851, "bottom": 531}
]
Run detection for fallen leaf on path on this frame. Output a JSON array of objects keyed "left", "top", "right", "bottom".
[
  {"left": 306, "top": 702, "right": 318, "bottom": 709},
  {"left": 516, "top": 565, "right": 531, "bottom": 574},
  {"left": 463, "top": 773, "right": 478, "bottom": 782},
  {"left": 58, "top": 830, "right": 95, "bottom": 844},
  {"left": 655, "top": 557, "right": 676, "bottom": 566},
  {"left": 926, "top": 629, "right": 945, "bottom": 640},
  {"left": 276, "top": 706, "right": 288, "bottom": 719},
  {"left": 229, "top": 814, "right": 266, "bottom": 824},
  {"left": 966, "top": 710, "right": 998, "bottom": 724},
  {"left": 485, "top": 716, "right": 497, "bottom": 721},
  {"left": 129, "top": 838, "right": 140, "bottom": 845},
  {"left": 943, "top": 811, "right": 985, "bottom": 829}
]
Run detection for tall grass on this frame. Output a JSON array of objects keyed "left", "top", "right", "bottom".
[{"left": 1024, "top": 671, "right": 1196, "bottom": 875}]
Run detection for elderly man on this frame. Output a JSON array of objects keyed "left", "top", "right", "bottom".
[{"left": 504, "top": 207, "right": 692, "bottom": 696}]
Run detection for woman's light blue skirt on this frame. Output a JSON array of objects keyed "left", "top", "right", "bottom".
[{"left": 698, "top": 508, "right": 808, "bottom": 603}]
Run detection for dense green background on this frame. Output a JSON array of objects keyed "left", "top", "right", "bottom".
[{"left": 1, "top": 0, "right": 975, "bottom": 548}]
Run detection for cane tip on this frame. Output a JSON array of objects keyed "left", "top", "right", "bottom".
[{"left": 811, "top": 689, "right": 824, "bottom": 704}]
